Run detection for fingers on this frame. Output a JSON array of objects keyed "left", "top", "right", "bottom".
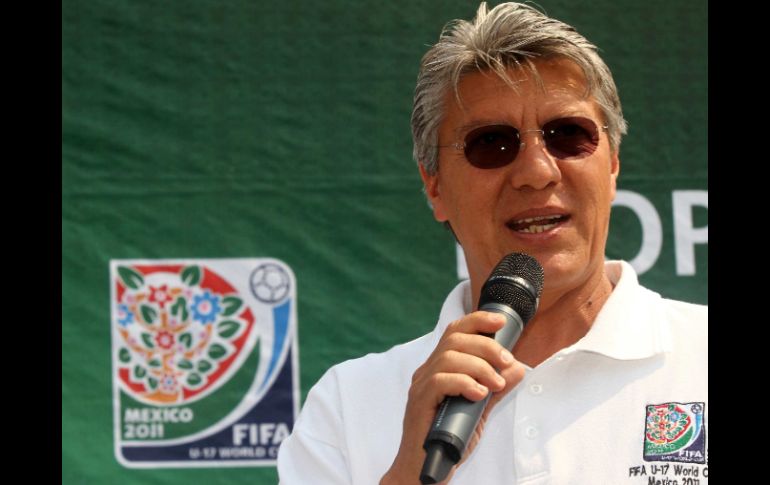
[
  {"left": 420, "top": 372, "right": 493, "bottom": 403},
  {"left": 412, "top": 311, "right": 519, "bottom": 402},
  {"left": 428, "top": 350, "right": 507, "bottom": 395},
  {"left": 443, "top": 310, "right": 509, "bottom": 338},
  {"left": 438, "top": 332, "right": 515, "bottom": 373},
  {"left": 438, "top": 311, "right": 517, "bottom": 374},
  {"left": 487, "top": 358, "right": 526, "bottom": 408}
]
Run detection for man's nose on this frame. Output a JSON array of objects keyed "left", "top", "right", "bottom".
[{"left": 507, "top": 131, "right": 562, "bottom": 191}]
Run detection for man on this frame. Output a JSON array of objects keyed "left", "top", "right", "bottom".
[{"left": 277, "top": 3, "right": 708, "bottom": 484}]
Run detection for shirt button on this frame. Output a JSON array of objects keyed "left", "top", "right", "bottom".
[
  {"left": 525, "top": 426, "right": 539, "bottom": 439},
  {"left": 529, "top": 383, "right": 543, "bottom": 395}
]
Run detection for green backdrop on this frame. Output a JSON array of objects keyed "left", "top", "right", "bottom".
[{"left": 62, "top": 0, "right": 707, "bottom": 483}]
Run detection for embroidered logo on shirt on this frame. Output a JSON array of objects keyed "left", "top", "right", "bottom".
[{"left": 643, "top": 402, "right": 706, "bottom": 464}]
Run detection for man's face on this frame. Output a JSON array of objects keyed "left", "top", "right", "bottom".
[{"left": 420, "top": 58, "right": 620, "bottom": 303}]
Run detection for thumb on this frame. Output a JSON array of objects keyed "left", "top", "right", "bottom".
[{"left": 487, "top": 358, "right": 526, "bottom": 410}]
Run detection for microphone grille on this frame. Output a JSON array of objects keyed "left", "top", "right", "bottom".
[{"left": 478, "top": 253, "right": 544, "bottom": 323}]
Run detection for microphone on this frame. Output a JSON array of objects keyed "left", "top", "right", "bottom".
[{"left": 419, "top": 252, "right": 544, "bottom": 484}]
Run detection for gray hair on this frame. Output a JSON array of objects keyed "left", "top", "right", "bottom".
[{"left": 412, "top": 1, "right": 628, "bottom": 175}]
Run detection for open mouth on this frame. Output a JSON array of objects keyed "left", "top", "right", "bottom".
[{"left": 507, "top": 214, "right": 570, "bottom": 234}]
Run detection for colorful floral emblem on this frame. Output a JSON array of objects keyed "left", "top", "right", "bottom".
[
  {"left": 113, "top": 264, "right": 255, "bottom": 404},
  {"left": 643, "top": 402, "right": 706, "bottom": 464}
]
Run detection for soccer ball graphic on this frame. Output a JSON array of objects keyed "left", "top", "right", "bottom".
[{"left": 250, "top": 263, "right": 291, "bottom": 304}]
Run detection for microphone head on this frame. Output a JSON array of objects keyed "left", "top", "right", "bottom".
[{"left": 478, "top": 252, "right": 544, "bottom": 323}]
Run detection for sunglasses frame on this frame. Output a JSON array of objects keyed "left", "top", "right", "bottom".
[{"left": 442, "top": 116, "right": 609, "bottom": 169}]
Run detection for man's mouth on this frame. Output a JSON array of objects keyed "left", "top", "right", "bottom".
[{"left": 507, "top": 214, "right": 570, "bottom": 234}]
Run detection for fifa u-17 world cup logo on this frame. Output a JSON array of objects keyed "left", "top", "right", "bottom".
[
  {"left": 110, "top": 258, "right": 299, "bottom": 468},
  {"left": 643, "top": 402, "right": 706, "bottom": 464}
]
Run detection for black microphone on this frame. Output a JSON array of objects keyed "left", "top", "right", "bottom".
[{"left": 419, "top": 252, "right": 544, "bottom": 484}]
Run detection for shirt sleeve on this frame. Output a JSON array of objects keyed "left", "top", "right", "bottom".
[{"left": 277, "top": 367, "right": 353, "bottom": 485}]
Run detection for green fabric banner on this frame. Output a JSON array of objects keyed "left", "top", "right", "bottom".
[{"left": 62, "top": 1, "right": 707, "bottom": 483}]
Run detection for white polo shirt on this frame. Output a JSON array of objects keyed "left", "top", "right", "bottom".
[{"left": 278, "top": 261, "right": 708, "bottom": 484}]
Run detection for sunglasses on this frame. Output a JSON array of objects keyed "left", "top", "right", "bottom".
[{"left": 445, "top": 117, "right": 608, "bottom": 169}]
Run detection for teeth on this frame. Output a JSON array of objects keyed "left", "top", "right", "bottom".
[
  {"left": 518, "top": 222, "right": 559, "bottom": 233},
  {"left": 515, "top": 215, "right": 563, "bottom": 224},
  {"left": 511, "top": 214, "right": 565, "bottom": 234}
]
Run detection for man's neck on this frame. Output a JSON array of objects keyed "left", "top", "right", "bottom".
[{"left": 510, "top": 269, "right": 615, "bottom": 368}]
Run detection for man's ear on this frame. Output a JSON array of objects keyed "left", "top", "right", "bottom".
[
  {"left": 418, "top": 163, "right": 448, "bottom": 222},
  {"left": 609, "top": 150, "right": 620, "bottom": 201}
]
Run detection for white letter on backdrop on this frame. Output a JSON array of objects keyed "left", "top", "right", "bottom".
[
  {"left": 612, "top": 190, "right": 663, "bottom": 275},
  {"left": 673, "top": 190, "right": 708, "bottom": 276}
]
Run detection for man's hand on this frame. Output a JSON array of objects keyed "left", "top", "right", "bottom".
[{"left": 380, "top": 311, "right": 526, "bottom": 484}]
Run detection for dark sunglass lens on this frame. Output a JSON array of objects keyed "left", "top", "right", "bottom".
[
  {"left": 542, "top": 117, "right": 600, "bottom": 159},
  {"left": 463, "top": 125, "right": 520, "bottom": 168}
]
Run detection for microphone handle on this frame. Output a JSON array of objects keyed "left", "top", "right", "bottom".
[{"left": 419, "top": 303, "right": 525, "bottom": 484}]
